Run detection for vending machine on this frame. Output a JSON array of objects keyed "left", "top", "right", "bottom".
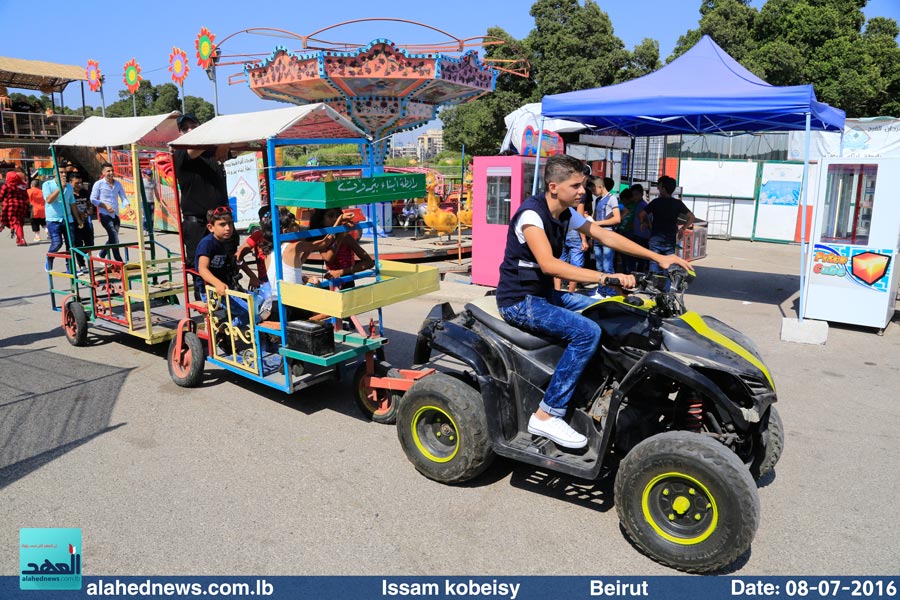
[{"left": 802, "top": 158, "right": 900, "bottom": 331}]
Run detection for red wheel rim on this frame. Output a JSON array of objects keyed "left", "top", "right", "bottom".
[
  {"left": 64, "top": 312, "right": 77, "bottom": 338},
  {"left": 171, "top": 345, "right": 192, "bottom": 378},
  {"left": 358, "top": 375, "right": 391, "bottom": 416}
]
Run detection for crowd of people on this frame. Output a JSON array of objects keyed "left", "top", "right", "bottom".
[{"left": 553, "top": 168, "right": 696, "bottom": 295}]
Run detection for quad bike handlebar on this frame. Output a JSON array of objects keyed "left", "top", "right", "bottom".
[{"left": 610, "top": 267, "right": 696, "bottom": 318}]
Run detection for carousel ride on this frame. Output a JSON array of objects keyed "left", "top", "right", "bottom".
[{"left": 205, "top": 19, "right": 529, "bottom": 166}]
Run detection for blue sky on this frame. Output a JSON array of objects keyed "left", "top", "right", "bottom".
[{"left": 3, "top": 0, "right": 898, "bottom": 140}]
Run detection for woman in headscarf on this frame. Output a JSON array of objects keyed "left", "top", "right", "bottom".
[{"left": 0, "top": 170, "right": 30, "bottom": 246}]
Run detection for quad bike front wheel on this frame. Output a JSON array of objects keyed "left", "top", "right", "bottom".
[
  {"left": 614, "top": 431, "right": 760, "bottom": 573},
  {"left": 63, "top": 301, "right": 88, "bottom": 347},
  {"left": 750, "top": 405, "right": 784, "bottom": 481},
  {"left": 352, "top": 360, "right": 402, "bottom": 424},
  {"left": 168, "top": 332, "right": 205, "bottom": 388},
  {"left": 396, "top": 372, "right": 494, "bottom": 484}
]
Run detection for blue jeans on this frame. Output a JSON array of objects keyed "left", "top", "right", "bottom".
[
  {"left": 99, "top": 214, "right": 122, "bottom": 262},
  {"left": 560, "top": 230, "right": 585, "bottom": 268},
  {"left": 593, "top": 240, "right": 615, "bottom": 273},
  {"left": 649, "top": 234, "right": 676, "bottom": 274},
  {"left": 46, "top": 220, "right": 70, "bottom": 271},
  {"left": 498, "top": 292, "right": 602, "bottom": 418}
]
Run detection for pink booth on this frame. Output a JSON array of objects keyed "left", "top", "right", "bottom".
[{"left": 471, "top": 156, "right": 545, "bottom": 287}]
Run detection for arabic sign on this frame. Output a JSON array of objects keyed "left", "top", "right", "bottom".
[
  {"left": 276, "top": 174, "right": 426, "bottom": 209},
  {"left": 20, "top": 528, "right": 82, "bottom": 590}
]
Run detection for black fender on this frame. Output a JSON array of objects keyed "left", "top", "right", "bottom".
[
  {"left": 598, "top": 350, "right": 759, "bottom": 460},
  {"left": 429, "top": 320, "right": 507, "bottom": 382},
  {"left": 611, "top": 349, "right": 756, "bottom": 431}
]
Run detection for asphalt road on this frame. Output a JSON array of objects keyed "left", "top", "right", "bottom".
[{"left": 1, "top": 231, "right": 898, "bottom": 576}]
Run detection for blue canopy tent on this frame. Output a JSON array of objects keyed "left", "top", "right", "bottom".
[{"left": 537, "top": 35, "right": 845, "bottom": 320}]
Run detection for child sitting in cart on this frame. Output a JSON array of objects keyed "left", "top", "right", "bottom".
[
  {"left": 234, "top": 204, "right": 271, "bottom": 289},
  {"left": 195, "top": 206, "right": 251, "bottom": 326},
  {"left": 310, "top": 207, "right": 374, "bottom": 290},
  {"left": 254, "top": 207, "right": 352, "bottom": 323}
]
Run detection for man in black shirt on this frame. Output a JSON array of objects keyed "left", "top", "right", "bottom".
[
  {"left": 173, "top": 114, "right": 236, "bottom": 292},
  {"left": 638, "top": 175, "right": 695, "bottom": 275}
]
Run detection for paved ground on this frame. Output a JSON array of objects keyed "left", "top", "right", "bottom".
[{"left": 1, "top": 230, "right": 898, "bottom": 576}]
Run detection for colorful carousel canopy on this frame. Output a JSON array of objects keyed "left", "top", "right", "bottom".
[{"left": 244, "top": 39, "right": 497, "bottom": 159}]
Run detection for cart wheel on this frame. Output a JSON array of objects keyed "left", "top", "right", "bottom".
[
  {"left": 353, "top": 360, "right": 402, "bottom": 424},
  {"left": 168, "top": 332, "right": 205, "bottom": 388},
  {"left": 63, "top": 301, "right": 88, "bottom": 347}
]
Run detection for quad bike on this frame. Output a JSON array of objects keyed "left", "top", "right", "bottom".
[{"left": 396, "top": 267, "right": 783, "bottom": 573}]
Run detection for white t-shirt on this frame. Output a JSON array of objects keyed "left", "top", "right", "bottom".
[{"left": 514, "top": 207, "right": 588, "bottom": 244}]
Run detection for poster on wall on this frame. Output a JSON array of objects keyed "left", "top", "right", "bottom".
[
  {"left": 224, "top": 152, "right": 263, "bottom": 230},
  {"left": 520, "top": 126, "right": 564, "bottom": 157},
  {"left": 753, "top": 161, "right": 808, "bottom": 242},
  {"left": 759, "top": 163, "right": 802, "bottom": 206},
  {"left": 809, "top": 243, "right": 894, "bottom": 292}
]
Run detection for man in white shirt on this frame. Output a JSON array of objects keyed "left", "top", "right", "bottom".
[{"left": 90, "top": 162, "right": 129, "bottom": 262}]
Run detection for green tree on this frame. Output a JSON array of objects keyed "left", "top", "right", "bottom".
[
  {"left": 441, "top": 26, "right": 538, "bottom": 155},
  {"left": 528, "top": 0, "right": 629, "bottom": 95},
  {"left": 617, "top": 38, "right": 662, "bottom": 83},
  {"left": 670, "top": 0, "right": 757, "bottom": 62},
  {"left": 671, "top": 0, "right": 900, "bottom": 117},
  {"left": 103, "top": 79, "right": 214, "bottom": 119}
]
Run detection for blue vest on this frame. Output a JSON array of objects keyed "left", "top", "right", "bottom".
[{"left": 496, "top": 194, "right": 572, "bottom": 308}]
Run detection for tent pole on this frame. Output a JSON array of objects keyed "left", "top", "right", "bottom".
[
  {"left": 532, "top": 117, "right": 545, "bottom": 196},
  {"left": 629, "top": 137, "right": 636, "bottom": 185},
  {"left": 798, "top": 112, "right": 812, "bottom": 322}
]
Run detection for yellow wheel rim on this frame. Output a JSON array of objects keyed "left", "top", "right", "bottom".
[
  {"left": 641, "top": 471, "right": 718, "bottom": 545},
  {"left": 411, "top": 405, "right": 460, "bottom": 463}
]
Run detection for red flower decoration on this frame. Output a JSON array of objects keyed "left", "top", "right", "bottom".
[
  {"left": 85, "top": 59, "right": 102, "bottom": 93},
  {"left": 169, "top": 47, "right": 189, "bottom": 85},
  {"left": 195, "top": 27, "right": 217, "bottom": 69},
  {"left": 123, "top": 58, "right": 142, "bottom": 94}
]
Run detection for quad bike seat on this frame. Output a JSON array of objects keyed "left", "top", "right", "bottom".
[{"left": 465, "top": 296, "right": 559, "bottom": 350}]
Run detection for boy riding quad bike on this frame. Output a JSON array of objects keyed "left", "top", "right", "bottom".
[{"left": 396, "top": 267, "right": 783, "bottom": 573}]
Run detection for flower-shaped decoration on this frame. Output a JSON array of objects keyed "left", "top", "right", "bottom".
[
  {"left": 169, "top": 47, "right": 189, "bottom": 85},
  {"left": 85, "top": 59, "right": 102, "bottom": 92},
  {"left": 123, "top": 58, "right": 142, "bottom": 94},
  {"left": 195, "top": 27, "right": 217, "bottom": 69}
]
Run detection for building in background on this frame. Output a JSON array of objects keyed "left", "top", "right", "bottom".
[
  {"left": 417, "top": 129, "right": 443, "bottom": 162},
  {"left": 391, "top": 143, "right": 417, "bottom": 159}
]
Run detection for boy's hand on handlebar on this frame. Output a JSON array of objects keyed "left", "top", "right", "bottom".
[
  {"left": 604, "top": 272, "right": 636, "bottom": 290},
  {"left": 656, "top": 254, "right": 692, "bottom": 272}
]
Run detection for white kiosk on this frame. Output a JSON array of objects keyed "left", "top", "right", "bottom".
[{"left": 802, "top": 157, "right": 900, "bottom": 332}]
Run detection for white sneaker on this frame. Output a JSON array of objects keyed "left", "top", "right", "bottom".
[{"left": 528, "top": 414, "right": 587, "bottom": 448}]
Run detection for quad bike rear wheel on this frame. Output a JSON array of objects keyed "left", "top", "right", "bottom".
[
  {"left": 396, "top": 372, "right": 494, "bottom": 484},
  {"left": 614, "top": 431, "right": 759, "bottom": 573},
  {"left": 63, "top": 301, "right": 88, "bottom": 347},
  {"left": 353, "top": 360, "right": 402, "bottom": 424},
  {"left": 750, "top": 405, "right": 784, "bottom": 481}
]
